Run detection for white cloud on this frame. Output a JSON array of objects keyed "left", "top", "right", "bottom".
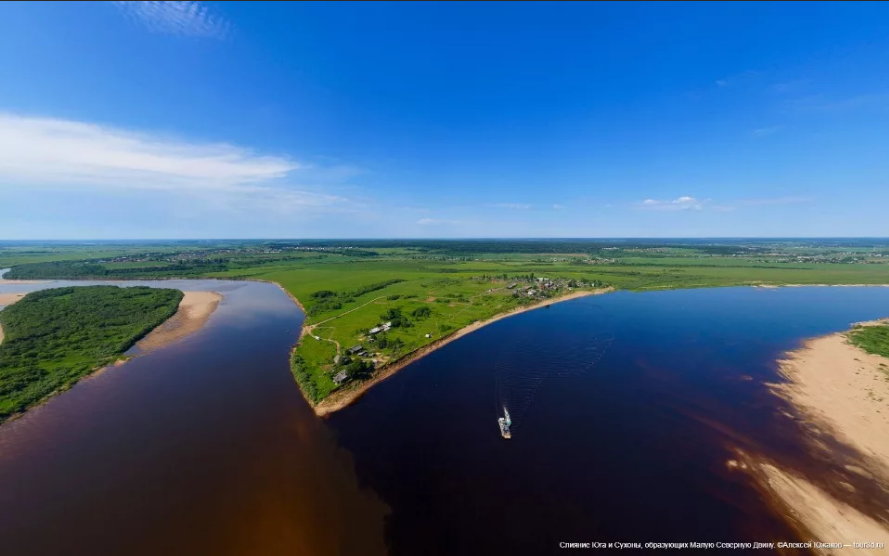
[
  {"left": 752, "top": 125, "right": 784, "bottom": 137},
  {"left": 0, "top": 113, "right": 298, "bottom": 191},
  {"left": 114, "top": 1, "right": 232, "bottom": 40},
  {"left": 552, "top": 204, "right": 565, "bottom": 209},
  {"left": 488, "top": 203, "right": 531, "bottom": 210},
  {"left": 0, "top": 113, "right": 360, "bottom": 220},
  {"left": 640, "top": 196, "right": 704, "bottom": 211}
]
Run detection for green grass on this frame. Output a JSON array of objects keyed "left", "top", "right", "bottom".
[
  {"left": 4, "top": 239, "right": 889, "bottom": 404},
  {"left": 848, "top": 323, "right": 889, "bottom": 359},
  {"left": 0, "top": 286, "right": 183, "bottom": 421}
]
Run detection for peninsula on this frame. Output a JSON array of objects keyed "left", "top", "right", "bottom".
[
  {"left": 0, "top": 286, "right": 220, "bottom": 423},
  {"left": 3, "top": 238, "right": 889, "bottom": 416}
]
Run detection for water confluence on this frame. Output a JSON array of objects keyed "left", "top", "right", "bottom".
[
  {"left": 2, "top": 278, "right": 889, "bottom": 555},
  {"left": 0, "top": 276, "right": 388, "bottom": 556}
]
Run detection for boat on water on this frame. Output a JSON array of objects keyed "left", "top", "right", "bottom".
[{"left": 498, "top": 408, "right": 512, "bottom": 439}]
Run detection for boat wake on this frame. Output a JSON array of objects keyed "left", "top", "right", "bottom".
[{"left": 495, "top": 302, "right": 614, "bottom": 437}]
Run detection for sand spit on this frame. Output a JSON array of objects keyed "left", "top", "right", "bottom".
[
  {"left": 0, "top": 293, "right": 24, "bottom": 306},
  {"left": 736, "top": 321, "right": 889, "bottom": 552},
  {"left": 773, "top": 328, "right": 889, "bottom": 478},
  {"left": 0, "top": 293, "right": 25, "bottom": 346},
  {"left": 311, "top": 288, "right": 613, "bottom": 417},
  {"left": 739, "top": 458, "right": 889, "bottom": 555},
  {"left": 135, "top": 291, "right": 223, "bottom": 352}
]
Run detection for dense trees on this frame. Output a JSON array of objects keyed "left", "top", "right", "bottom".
[
  {"left": 6, "top": 260, "right": 226, "bottom": 280},
  {"left": 381, "top": 307, "right": 412, "bottom": 328},
  {"left": 0, "top": 286, "right": 183, "bottom": 421},
  {"left": 411, "top": 306, "right": 432, "bottom": 318},
  {"left": 306, "top": 279, "right": 405, "bottom": 316}
]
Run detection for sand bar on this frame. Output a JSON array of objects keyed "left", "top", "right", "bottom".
[
  {"left": 311, "top": 288, "right": 613, "bottom": 416},
  {"left": 748, "top": 462, "right": 889, "bottom": 555},
  {"left": 0, "top": 293, "right": 25, "bottom": 346},
  {"left": 135, "top": 291, "right": 223, "bottom": 352},
  {"left": 741, "top": 321, "right": 889, "bottom": 552},
  {"left": 0, "top": 293, "right": 24, "bottom": 307},
  {"left": 773, "top": 324, "right": 889, "bottom": 476}
]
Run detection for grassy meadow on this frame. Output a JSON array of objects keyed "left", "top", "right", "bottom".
[{"left": 3, "top": 239, "right": 889, "bottom": 405}]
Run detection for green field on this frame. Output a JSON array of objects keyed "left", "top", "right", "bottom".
[
  {"left": 3, "top": 239, "right": 889, "bottom": 405},
  {"left": 0, "top": 286, "right": 183, "bottom": 422}
]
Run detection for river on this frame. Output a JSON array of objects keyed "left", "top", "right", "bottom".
[
  {"left": 0, "top": 277, "right": 388, "bottom": 556},
  {"left": 2, "top": 281, "right": 889, "bottom": 555}
]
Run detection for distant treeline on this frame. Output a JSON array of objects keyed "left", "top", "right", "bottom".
[
  {"left": 6, "top": 260, "right": 227, "bottom": 280},
  {"left": 0, "top": 286, "right": 183, "bottom": 421},
  {"left": 268, "top": 239, "right": 879, "bottom": 255}
]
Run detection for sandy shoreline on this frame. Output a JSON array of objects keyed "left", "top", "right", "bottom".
[
  {"left": 740, "top": 321, "right": 889, "bottom": 553},
  {"left": 0, "top": 293, "right": 24, "bottom": 306},
  {"left": 773, "top": 324, "right": 889, "bottom": 478},
  {"left": 310, "top": 288, "right": 613, "bottom": 417},
  {"left": 135, "top": 291, "right": 222, "bottom": 352},
  {"left": 1, "top": 290, "right": 222, "bottom": 425},
  {"left": 0, "top": 293, "right": 25, "bottom": 346},
  {"left": 754, "top": 284, "right": 889, "bottom": 288}
]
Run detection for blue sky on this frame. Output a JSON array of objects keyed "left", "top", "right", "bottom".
[{"left": 1, "top": 2, "right": 888, "bottom": 239}]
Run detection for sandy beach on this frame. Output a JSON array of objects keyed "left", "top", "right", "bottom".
[
  {"left": 773, "top": 322, "right": 889, "bottom": 476},
  {"left": 0, "top": 293, "right": 25, "bottom": 346},
  {"left": 739, "top": 320, "right": 889, "bottom": 553},
  {"left": 0, "top": 293, "right": 24, "bottom": 306},
  {"left": 135, "top": 291, "right": 223, "bottom": 352},
  {"left": 311, "top": 288, "right": 613, "bottom": 417}
]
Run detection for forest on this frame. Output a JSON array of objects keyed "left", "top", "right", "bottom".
[{"left": 0, "top": 286, "right": 183, "bottom": 422}]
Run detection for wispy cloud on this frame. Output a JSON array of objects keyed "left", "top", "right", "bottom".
[
  {"left": 113, "top": 1, "right": 232, "bottom": 40},
  {"left": 0, "top": 113, "right": 297, "bottom": 191},
  {"left": 639, "top": 196, "right": 704, "bottom": 211},
  {"left": 417, "top": 218, "right": 463, "bottom": 226},
  {"left": 787, "top": 93, "right": 889, "bottom": 113},
  {"left": 0, "top": 113, "right": 355, "bottom": 217},
  {"left": 715, "top": 70, "right": 761, "bottom": 88},
  {"left": 488, "top": 203, "right": 531, "bottom": 210},
  {"left": 770, "top": 79, "right": 808, "bottom": 94},
  {"left": 752, "top": 125, "right": 784, "bottom": 137},
  {"left": 552, "top": 204, "right": 565, "bottom": 209},
  {"left": 696, "top": 196, "right": 811, "bottom": 213},
  {"left": 733, "top": 196, "right": 811, "bottom": 207}
]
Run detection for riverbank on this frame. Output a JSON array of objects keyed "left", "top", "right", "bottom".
[
  {"left": 773, "top": 320, "right": 889, "bottom": 476},
  {"left": 739, "top": 320, "right": 889, "bottom": 553},
  {"left": 0, "top": 293, "right": 25, "bottom": 346},
  {"left": 311, "top": 288, "right": 612, "bottom": 416},
  {"left": 135, "top": 291, "right": 223, "bottom": 352}
]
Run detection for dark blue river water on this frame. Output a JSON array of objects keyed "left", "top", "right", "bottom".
[{"left": 327, "top": 287, "right": 889, "bottom": 555}]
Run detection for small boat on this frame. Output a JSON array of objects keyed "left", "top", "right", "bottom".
[{"left": 498, "top": 408, "right": 512, "bottom": 439}]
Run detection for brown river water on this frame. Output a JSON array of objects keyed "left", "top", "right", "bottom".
[{"left": 0, "top": 279, "right": 388, "bottom": 556}]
